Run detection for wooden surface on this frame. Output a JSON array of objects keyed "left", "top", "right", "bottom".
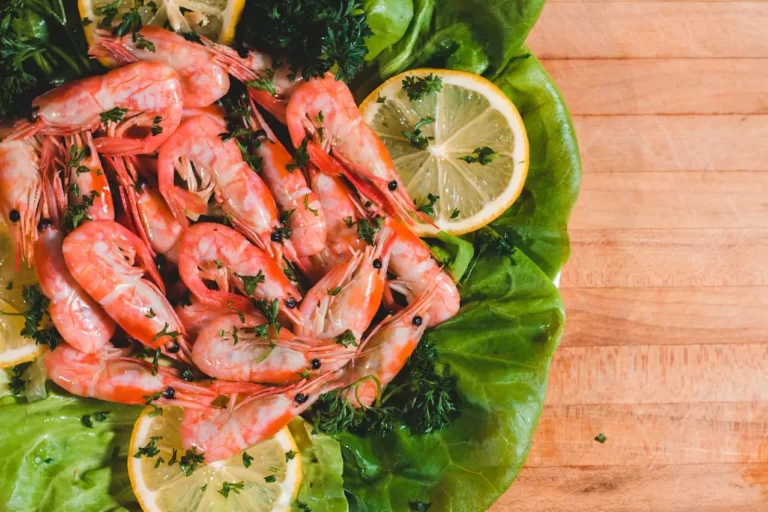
[{"left": 494, "top": 1, "right": 768, "bottom": 510}]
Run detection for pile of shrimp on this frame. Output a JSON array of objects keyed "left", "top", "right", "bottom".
[{"left": 0, "top": 27, "right": 459, "bottom": 463}]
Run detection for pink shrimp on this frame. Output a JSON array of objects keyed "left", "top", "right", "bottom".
[
  {"left": 298, "top": 232, "right": 393, "bottom": 343},
  {"left": 300, "top": 170, "right": 366, "bottom": 281},
  {"left": 242, "top": 101, "right": 327, "bottom": 257},
  {"left": 342, "top": 285, "right": 435, "bottom": 407},
  {"left": 62, "top": 131, "right": 114, "bottom": 222},
  {"left": 89, "top": 26, "right": 229, "bottom": 108},
  {"left": 45, "top": 342, "right": 216, "bottom": 407},
  {"left": 285, "top": 75, "right": 425, "bottom": 227},
  {"left": 34, "top": 223, "right": 116, "bottom": 354},
  {"left": 0, "top": 138, "right": 45, "bottom": 267},
  {"left": 175, "top": 295, "right": 244, "bottom": 340},
  {"left": 180, "top": 372, "right": 340, "bottom": 462},
  {"left": 192, "top": 313, "right": 349, "bottom": 384},
  {"left": 62, "top": 220, "right": 193, "bottom": 361},
  {"left": 157, "top": 114, "right": 300, "bottom": 264},
  {"left": 8, "top": 62, "right": 183, "bottom": 156},
  {"left": 176, "top": 222, "right": 302, "bottom": 325},
  {"left": 106, "top": 155, "right": 183, "bottom": 262},
  {"left": 385, "top": 217, "right": 460, "bottom": 327},
  {"left": 205, "top": 42, "right": 304, "bottom": 123}
]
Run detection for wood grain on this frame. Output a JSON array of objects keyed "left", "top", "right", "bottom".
[
  {"left": 570, "top": 172, "right": 768, "bottom": 230},
  {"left": 528, "top": 3, "right": 768, "bottom": 58},
  {"left": 575, "top": 115, "right": 768, "bottom": 173},
  {"left": 495, "top": 464, "right": 768, "bottom": 512},
  {"left": 561, "top": 229, "right": 768, "bottom": 288},
  {"left": 546, "top": 344, "right": 768, "bottom": 405},
  {"left": 561, "top": 287, "right": 768, "bottom": 347},
  {"left": 544, "top": 59, "right": 768, "bottom": 115}
]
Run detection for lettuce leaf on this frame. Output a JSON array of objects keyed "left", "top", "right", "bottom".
[
  {"left": 0, "top": 386, "right": 141, "bottom": 511},
  {"left": 289, "top": 418, "right": 348, "bottom": 511}
]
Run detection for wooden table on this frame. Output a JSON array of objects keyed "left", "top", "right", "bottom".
[{"left": 493, "top": 1, "right": 768, "bottom": 510}]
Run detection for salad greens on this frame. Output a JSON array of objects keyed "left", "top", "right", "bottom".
[{"left": 0, "top": 0, "right": 580, "bottom": 510}]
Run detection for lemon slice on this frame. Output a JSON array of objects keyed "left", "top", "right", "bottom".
[
  {"left": 0, "top": 219, "right": 39, "bottom": 310},
  {"left": 80, "top": 0, "right": 244, "bottom": 47},
  {"left": 360, "top": 68, "right": 529, "bottom": 236},
  {"left": 129, "top": 406, "right": 301, "bottom": 512},
  {"left": 0, "top": 298, "right": 46, "bottom": 369}
]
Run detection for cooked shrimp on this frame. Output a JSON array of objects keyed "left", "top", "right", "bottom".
[
  {"left": 176, "top": 222, "right": 301, "bottom": 325},
  {"left": 34, "top": 223, "right": 116, "bottom": 353},
  {"left": 180, "top": 372, "right": 340, "bottom": 462},
  {"left": 157, "top": 114, "right": 299, "bottom": 264},
  {"left": 205, "top": 42, "right": 303, "bottom": 123},
  {"left": 300, "top": 169, "right": 366, "bottom": 281},
  {"left": 175, "top": 295, "right": 246, "bottom": 340},
  {"left": 299, "top": 232, "right": 392, "bottom": 342},
  {"left": 89, "top": 26, "right": 229, "bottom": 108},
  {"left": 62, "top": 220, "right": 193, "bottom": 361},
  {"left": 106, "top": 155, "right": 183, "bottom": 262},
  {"left": 8, "top": 62, "right": 183, "bottom": 156},
  {"left": 285, "top": 75, "right": 424, "bottom": 226},
  {"left": 45, "top": 342, "right": 216, "bottom": 407},
  {"left": 0, "top": 138, "right": 44, "bottom": 267},
  {"left": 385, "top": 216, "right": 460, "bottom": 327},
  {"left": 243, "top": 102, "right": 327, "bottom": 258},
  {"left": 342, "top": 285, "right": 435, "bottom": 407},
  {"left": 63, "top": 131, "right": 114, "bottom": 222},
  {"left": 192, "top": 313, "right": 349, "bottom": 384}
]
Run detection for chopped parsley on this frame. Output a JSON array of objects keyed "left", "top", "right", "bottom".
[
  {"left": 242, "top": 451, "right": 253, "bottom": 468},
  {"left": 0, "top": 285, "right": 60, "bottom": 349},
  {"left": 246, "top": 68, "right": 276, "bottom": 97},
  {"left": 401, "top": 74, "right": 443, "bottom": 101},
  {"left": 285, "top": 450, "right": 296, "bottom": 462},
  {"left": 416, "top": 193, "right": 439, "bottom": 217},
  {"left": 151, "top": 115, "right": 163, "bottom": 136},
  {"left": 218, "top": 481, "right": 244, "bottom": 498},
  {"left": 179, "top": 448, "right": 205, "bottom": 476},
  {"left": 333, "top": 329, "right": 358, "bottom": 348},
  {"left": 264, "top": 475, "right": 277, "bottom": 483},
  {"left": 376, "top": 94, "right": 386, "bottom": 104},
  {"left": 304, "top": 194, "right": 318, "bottom": 216},
  {"left": 100, "top": 107, "right": 128, "bottom": 125},
  {"left": 355, "top": 217, "right": 383, "bottom": 246},
  {"left": 402, "top": 117, "right": 435, "bottom": 150},
  {"left": 286, "top": 138, "right": 310, "bottom": 172},
  {"left": 327, "top": 286, "right": 342, "bottom": 296},
  {"left": 133, "top": 436, "right": 162, "bottom": 459},
  {"left": 458, "top": 146, "right": 498, "bottom": 165},
  {"left": 594, "top": 433, "right": 607, "bottom": 443},
  {"left": 145, "top": 308, "right": 156, "bottom": 318},
  {"left": 450, "top": 208, "right": 460, "bottom": 219},
  {"left": 235, "top": 270, "right": 265, "bottom": 296},
  {"left": 133, "top": 32, "right": 155, "bottom": 52}
]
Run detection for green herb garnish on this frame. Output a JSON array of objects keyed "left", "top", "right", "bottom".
[{"left": 402, "top": 74, "right": 443, "bottom": 101}]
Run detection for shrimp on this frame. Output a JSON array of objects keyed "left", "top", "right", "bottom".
[
  {"left": 192, "top": 313, "right": 350, "bottom": 384},
  {"left": 106, "top": 155, "right": 183, "bottom": 262},
  {"left": 300, "top": 170, "right": 366, "bottom": 281},
  {"left": 342, "top": 285, "right": 435, "bottom": 408},
  {"left": 385, "top": 216, "right": 460, "bottom": 327},
  {"left": 205, "top": 42, "right": 304, "bottom": 123},
  {"left": 175, "top": 295, "right": 243, "bottom": 340},
  {"left": 89, "top": 26, "right": 229, "bottom": 108},
  {"left": 45, "top": 342, "right": 216, "bottom": 407},
  {"left": 241, "top": 101, "right": 327, "bottom": 258},
  {"left": 34, "top": 222, "right": 116, "bottom": 353},
  {"left": 176, "top": 222, "right": 302, "bottom": 325},
  {"left": 285, "top": 75, "right": 425, "bottom": 227},
  {"left": 62, "top": 131, "right": 114, "bottom": 222},
  {"left": 180, "top": 372, "right": 340, "bottom": 462},
  {"left": 0, "top": 138, "right": 44, "bottom": 267},
  {"left": 298, "top": 232, "right": 393, "bottom": 342},
  {"left": 8, "top": 62, "right": 183, "bottom": 156},
  {"left": 62, "top": 220, "right": 193, "bottom": 361},
  {"left": 157, "top": 114, "right": 300, "bottom": 264}
]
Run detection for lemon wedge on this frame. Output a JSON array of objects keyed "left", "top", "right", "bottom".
[
  {"left": 79, "top": 0, "right": 243, "bottom": 48},
  {"left": 0, "top": 298, "right": 46, "bottom": 369},
  {"left": 360, "top": 68, "right": 529, "bottom": 236},
  {"left": 128, "top": 406, "right": 302, "bottom": 512}
]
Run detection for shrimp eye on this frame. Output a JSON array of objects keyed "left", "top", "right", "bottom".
[
  {"left": 162, "top": 387, "right": 176, "bottom": 399},
  {"left": 37, "top": 218, "right": 53, "bottom": 231},
  {"left": 310, "top": 359, "right": 321, "bottom": 369},
  {"left": 387, "top": 180, "right": 398, "bottom": 191},
  {"left": 237, "top": 45, "right": 249, "bottom": 58},
  {"left": 294, "top": 393, "right": 308, "bottom": 404},
  {"left": 285, "top": 297, "right": 297, "bottom": 309},
  {"left": 84, "top": 145, "right": 92, "bottom": 157},
  {"left": 412, "top": 316, "right": 423, "bottom": 326},
  {"left": 253, "top": 130, "right": 268, "bottom": 142},
  {"left": 372, "top": 258, "right": 382, "bottom": 269},
  {"left": 9, "top": 209, "right": 20, "bottom": 222},
  {"left": 166, "top": 341, "right": 180, "bottom": 353},
  {"left": 27, "top": 105, "right": 39, "bottom": 122},
  {"left": 271, "top": 231, "right": 283, "bottom": 242}
]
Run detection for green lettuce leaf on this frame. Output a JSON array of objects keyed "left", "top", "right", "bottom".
[
  {"left": 289, "top": 418, "right": 348, "bottom": 511},
  {"left": 363, "top": 0, "right": 414, "bottom": 61},
  {"left": 0, "top": 386, "right": 141, "bottom": 511},
  {"left": 339, "top": 244, "right": 564, "bottom": 510}
]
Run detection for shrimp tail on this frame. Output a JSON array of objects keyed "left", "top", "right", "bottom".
[{"left": 88, "top": 29, "right": 137, "bottom": 63}]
